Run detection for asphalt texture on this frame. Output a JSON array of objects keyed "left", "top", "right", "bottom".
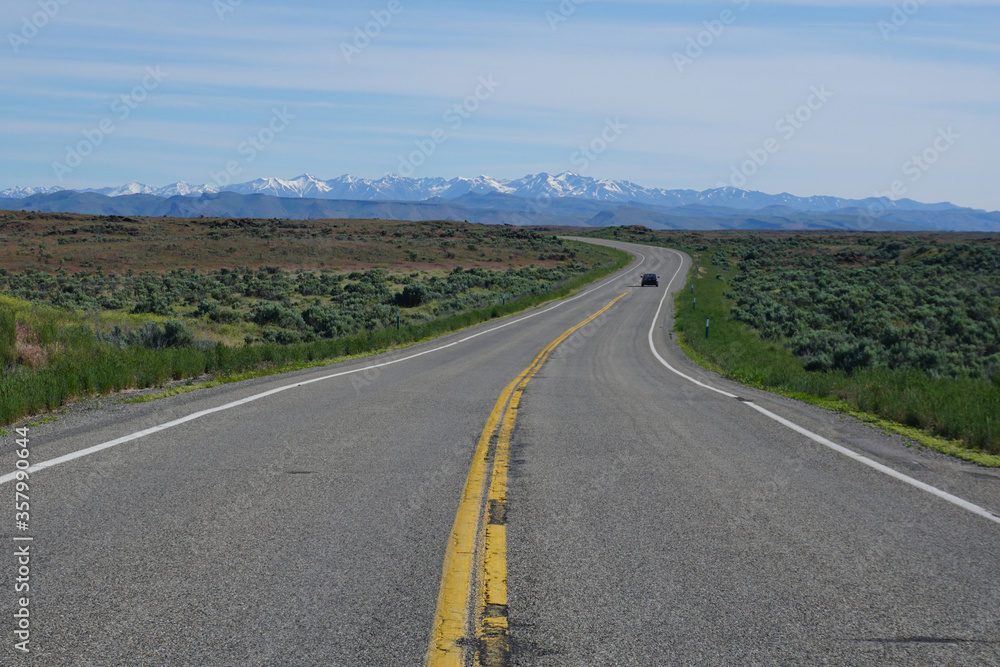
[{"left": 1, "top": 240, "right": 998, "bottom": 665}]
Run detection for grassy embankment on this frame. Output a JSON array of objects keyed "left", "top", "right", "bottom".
[
  {"left": 0, "top": 213, "right": 629, "bottom": 426},
  {"left": 586, "top": 227, "right": 1000, "bottom": 465}
]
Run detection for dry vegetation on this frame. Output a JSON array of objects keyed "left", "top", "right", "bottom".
[
  {"left": 585, "top": 226, "right": 1000, "bottom": 459},
  {"left": 0, "top": 211, "right": 571, "bottom": 273},
  {"left": 0, "top": 212, "right": 628, "bottom": 426}
]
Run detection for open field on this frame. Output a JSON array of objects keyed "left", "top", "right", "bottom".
[
  {"left": 0, "top": 214, "right": 628, "bottom": 426},
  {"left": 0, "top": 210, "right": 574, "bottom": 273},
  {"left": 583, "top": 227, "right": 1000, "bottom": 460}
]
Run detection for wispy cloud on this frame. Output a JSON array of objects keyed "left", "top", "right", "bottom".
[{"left": 1, "top": 0, "right": 997, "bottom": 209}]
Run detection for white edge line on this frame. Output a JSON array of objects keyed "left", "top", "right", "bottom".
[
  {"left": 646, "top": 245, "right": 1000, "bottom": 526},
  {"left": 744, "top": 401, "right": 1000, "bottom": 525},
  {"left": 0, "top": 252, "right": 645, "bottom": 486},
  {"left": 646, "top": 250, "right": 737, "bottom": 399}
]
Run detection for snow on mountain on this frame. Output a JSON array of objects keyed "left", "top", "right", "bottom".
[
  {"left": 438, "top": 175, "right": 515, "bottom": 198},
  {"left": 0, "top": 172, "right": 972, "bottom": 214},
  {"left": 84, "top": 181, "right": 162, "bottom": 197},
  {"left": 0, "top": 185, "right": 64, "bottom": 198},
  {"left": 154, "top": 181, "right": 220, "bottom": 197},
  {"left": 223, "top": 174, "right": 333, "bottom": 198},
  {"left": 321, "top": 174, "right": 448, "bottom": 200}
]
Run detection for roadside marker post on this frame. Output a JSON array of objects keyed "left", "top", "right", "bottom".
[{"left": 705, "top": 318, "right": 710, "bottom": 339}]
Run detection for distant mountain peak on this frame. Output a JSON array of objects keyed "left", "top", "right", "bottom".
[{"left": 0, "top": 173, "right": 980, "bottom": 218}]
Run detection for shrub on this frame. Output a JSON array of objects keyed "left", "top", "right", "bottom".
[
  {"left": 396, "top": 283, "right": 427, "bottom": 308},
  {"left": 97, "top": 321, "right": 195, "bottom": 349},
  {"left": 132, "top": 294, "right": 172, "bottom": 316},
  {"left": 249, "top": 303, "right": 306, "bottom": 330}
]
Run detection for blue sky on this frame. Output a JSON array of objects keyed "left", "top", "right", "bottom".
[{"left": 2, "top": 0, "right": 998, "bottom": 210}]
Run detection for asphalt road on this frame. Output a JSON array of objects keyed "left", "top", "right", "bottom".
[{"left": 2, "top": 240, "right": 999, "bottom": 665}]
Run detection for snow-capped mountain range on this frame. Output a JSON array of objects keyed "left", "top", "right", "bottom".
[{"left": 0, "top": 172, "right": 971, "bottom": 214}]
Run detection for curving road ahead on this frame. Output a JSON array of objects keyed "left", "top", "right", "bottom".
[{"left": 1, "top": 240, "right": 999, "bottom": 665}]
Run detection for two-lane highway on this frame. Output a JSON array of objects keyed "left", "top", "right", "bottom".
[
  {"left": 0, "top": 247, "right": 649, "bottom": 665},
  {"left": 2, "top": 240, "right": 998, "bottom": 665},
  {"left": 507, "top": 240, "right": 1000, "bottom": 664}
]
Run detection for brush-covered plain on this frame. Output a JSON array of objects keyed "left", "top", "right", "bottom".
[
  {"left": 0, "top": 213, "right": 628, "bottom": 426},
  {"left": 586, "top": 226, "right": 1000, "bottom": 460}
]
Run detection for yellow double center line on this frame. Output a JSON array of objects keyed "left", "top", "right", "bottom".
[{"left": 425, "top": 292, "right": 628, "bottom": 666}]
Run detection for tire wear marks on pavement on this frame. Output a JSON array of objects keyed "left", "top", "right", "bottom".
[{"left": 425, "top": 292, "right": 629, "bottom": 667}]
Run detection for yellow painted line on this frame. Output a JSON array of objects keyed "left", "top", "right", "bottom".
[
  {"left": 423, "top": 373, "right": 520, "bottom": 667},
  {"left": 425, "top": 292, "right": 628, "bottom": 667}
]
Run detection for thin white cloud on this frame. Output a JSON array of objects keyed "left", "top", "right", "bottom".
[{"left": 1, "top": 0, "right": 997, "bottom": 209}]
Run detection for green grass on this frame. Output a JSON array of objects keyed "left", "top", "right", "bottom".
[
  {"left": 675, "top": 255, "right": 1000, "bottom": 464},
  {"left": 0, "top": 245, "right": 630, "bottom": 425}
]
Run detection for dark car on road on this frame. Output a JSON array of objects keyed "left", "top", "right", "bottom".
[{"left": 640, "top": 273, "right": 659, "bottom": 287}]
